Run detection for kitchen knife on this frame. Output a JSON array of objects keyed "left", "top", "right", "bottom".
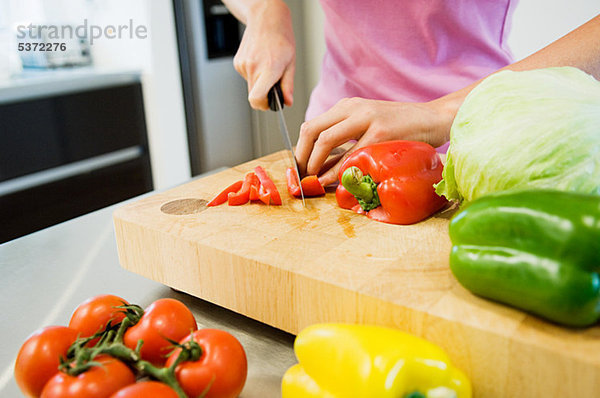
[{"left": 268, "top": 81, "right": 306, "bottom": 206}]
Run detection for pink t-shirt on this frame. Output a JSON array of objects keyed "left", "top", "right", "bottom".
[{"left": 306, "top": 0, "right": 517, "bottom": 121}]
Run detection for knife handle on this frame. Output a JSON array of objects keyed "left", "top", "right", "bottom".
[{"left": 268, "top": 81, "right": 284, "bottom": 111}]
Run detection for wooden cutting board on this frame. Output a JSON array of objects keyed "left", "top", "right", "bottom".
[{"left": 114, "top": 150, "right": 600, "bottom": 397}]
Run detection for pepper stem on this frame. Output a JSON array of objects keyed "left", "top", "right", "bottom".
[{"left": 341, "top": 166, "right": 380, "bottom": 211}]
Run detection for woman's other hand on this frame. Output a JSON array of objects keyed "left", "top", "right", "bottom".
[{"left": 295, "top": 97, "right": 457, "bottom": 186}]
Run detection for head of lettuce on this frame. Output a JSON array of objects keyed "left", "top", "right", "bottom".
[{"left": 435, "top": 67, "right": 600, "bottom": 203}]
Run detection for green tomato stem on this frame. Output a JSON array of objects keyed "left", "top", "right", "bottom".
[
  {"left": 84, "top": 342, "right": 190, "bottom": 398},
  {"left": 102, "top": 342, "right": 140, "bottom": 363},
  {"left": 135, "top": 360, "right": 188, "bottom": 398},
  {"left": 114, "top": 317, "right": 132, "bottom": 343},
  {"left": 135, "top": 339, "right": 144, "bottom": 355},
  {"left": 168, "top": 340, "right": 203, "bottom": 371}
]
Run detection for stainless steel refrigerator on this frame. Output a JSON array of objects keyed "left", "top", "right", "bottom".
[{"left": 173, "top": 0, "right": 309, "bottom": 175}]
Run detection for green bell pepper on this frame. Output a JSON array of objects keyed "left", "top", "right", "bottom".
[{"left": 449, "top": 190, "right": 600, "bottom": 327}]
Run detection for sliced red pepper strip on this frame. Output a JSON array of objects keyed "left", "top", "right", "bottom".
[
  {"left": 286, "top": 168, "right": 326, "bottom": 197},
  {"left": 249, "top": 184, "right": 260, "bottom": 201},
  {"left": 258, "top": 185, "right": 271, "bottom": 205},
  {"left": 227, "top": 191, "right": 247, "bottom": 206},
  {"left": 249, "top": 173, "right": 260, "bottom": 188},
  {"left": 249, "top": 173, "right": 260, "bottom": 201},
  {"left": 207, "top": 180, "right": 243, "bottom": 207},
  {"left": 254, "top": 166, "right": 282, "bottom": 205},
  {"left": 299, "top": 175, "right": 325, "bottom": 196},
  {"left": 233, "top": 172, "right": 260, "bottom": 203},
  {"left": 228, "top": 172, "right": 258, "bottom": 206},
  {"left": 286, "top": 168, "right": 301, "bottom": 197}
]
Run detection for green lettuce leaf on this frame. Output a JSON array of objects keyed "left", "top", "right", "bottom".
[{"left": 435, "top": 67, "right": 600, "bottom": 202}]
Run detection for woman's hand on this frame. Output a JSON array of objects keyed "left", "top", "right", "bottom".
[
  {"left": 229, "top": 0, "right": 296, "bottom": 110},
  {"left": 295, "top": 97, "right": 456, "bottom": 186}
]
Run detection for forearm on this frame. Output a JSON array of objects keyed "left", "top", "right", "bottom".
[
  {"left": 223, "top": 0, "right": 295, "bottom": 109},
  {"left": 434, "top": 14, "right": 600, "bottom": 140},
  {"left": 222, "top": 0, "right": 287, "bottom": 25}
]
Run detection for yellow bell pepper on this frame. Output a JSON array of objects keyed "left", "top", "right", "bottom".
[{"left": 281, "top": 324, "right": 471, "bottom": 398}]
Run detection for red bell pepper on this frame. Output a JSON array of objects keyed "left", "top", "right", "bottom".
[
  {"left": 207, "top": 180, "right": 244, "bottom": 207},
  {"left": 335, "top": 184, "right": 358, "bottom": 209},
  {"left": 254, "top": 166, "right": 282, "bottom": 205},
  {"left": 286, "top": 168, "right": 326, "bottom": 197},
  {"left": 337, "top": 140, "right": 447, "bottom": 224}
]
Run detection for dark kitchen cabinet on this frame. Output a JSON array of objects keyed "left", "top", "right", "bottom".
[{"left": 0, "top": 75, "right": 153, "bottom": 243}]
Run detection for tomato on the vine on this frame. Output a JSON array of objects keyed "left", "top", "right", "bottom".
[
  {"left": 15, "top": 326, "right": 80, "bottom": 398},
  {"left": 166, "top": 329, "right": 247, "bottom": 398},
  {"left": 123, "top": 298, "right": 197, "bottom": 366},
  {"left": 69, "top": 295, "right": 129, "bottom": 345},
  {"left": 41, "top": 355, "right": 135, "bottom": 398},
  {"left": 109, "top": 381, "right": 179, "bottom": 398}
]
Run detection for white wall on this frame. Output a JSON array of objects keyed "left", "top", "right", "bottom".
[
  {"left": 86, "top": 0, "right": 191, "bottom": 189},
  {"left": 142, "top": 0, "right": 191, "bottom": 189},
  {"left": 508, "top": 0, "right": 600, "bottom": 61}
]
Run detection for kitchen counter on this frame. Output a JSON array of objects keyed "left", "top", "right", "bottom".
[
  {"left": 0, "top": 67, "right": 142, "bottom": 104},
  {"left": 0, "top": 193, "right": 296, "bottom": 397}
]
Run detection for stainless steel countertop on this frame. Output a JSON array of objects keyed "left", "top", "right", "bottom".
[{"left": 0, "top": 196, "right": 296, "bottom": 397}]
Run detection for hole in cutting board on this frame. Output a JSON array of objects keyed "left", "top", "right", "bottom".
[{"left": 160, "top": 199, "right": 208, "bottom": 215}]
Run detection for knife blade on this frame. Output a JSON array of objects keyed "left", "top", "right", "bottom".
[{"left": 268, "top": 81, "right": 306, "bottom": 206}]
